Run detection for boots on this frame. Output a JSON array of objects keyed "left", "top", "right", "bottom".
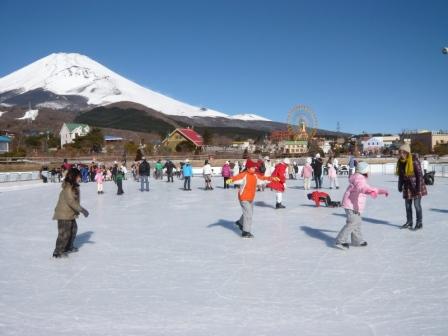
[
  {"left": 401, "top": 222, "right": 413, "bottom": 229},
  {"left": 413, "top": 223, "right": 423, "bottom": 231},
  {"left": 276, "top": 203, "right": 286, "bottom": 209}
]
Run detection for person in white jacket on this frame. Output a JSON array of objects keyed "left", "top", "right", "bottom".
[{"left": 203, "top": 160, "right": 213, "bottom": 190}]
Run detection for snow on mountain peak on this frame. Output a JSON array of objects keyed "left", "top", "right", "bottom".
[
  {"left": 230, "top": 114, "right": 271, "bottom": 121},
  {"left": 0, "top": 52, "right": 231, "bottom": 118}
]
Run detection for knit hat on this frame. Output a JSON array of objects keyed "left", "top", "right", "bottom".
[
  {"left": 315, "top": 153, "right": 320, "bottom": 158},
  {"left": 283, "top": 158, "right": 291, "bottom": 164},
  {"left": 356, "top": 161, "right": 369, "bottom": 175},
  {"left": 245, "top": 160, "right": 258, "bottom": 169},
  {"left": 399, "top": 143, "right": 411, "bottom": 153},
  {"left": 185, "top": 159, "right": 189, "bottom": 163}
]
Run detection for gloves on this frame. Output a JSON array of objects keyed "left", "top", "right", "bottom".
[
  {"left": 80, "top": 208, "right": 89, "bottom": 218},
  {"left": 378, "top": 188, "right": 389, "bottom": 197},
  {"left": 272, "top": 177, "right": 280, "bottom": 182},
  {"left": 226, "top": 179, "right": 233, "bottom": 185},
  {"left": 369, "top": 190, "right": 378, "bottom": 199}
]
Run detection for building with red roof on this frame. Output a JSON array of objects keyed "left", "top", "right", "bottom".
[{"left": 162, "top": 128, "right": 204, "bottom": 151}]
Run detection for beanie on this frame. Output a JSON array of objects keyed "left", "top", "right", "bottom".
[
  {"left": 283, "top": 158, "right": 291, "bottom": 164},
  {"left": 245, "top": 160, "right": 258, "bottom": 169},
  {"left": 356, "top": 161, "right": 369, "bottom": 175},
  {"left": 399, "top": 143, "right": 411, "bottom": 153},
  {"left": 306, "top": 157, "right": 312, "bottom": 164}
]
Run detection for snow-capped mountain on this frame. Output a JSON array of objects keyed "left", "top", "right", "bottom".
[
  {"left": 0, "top": 53, "right": 270, "bottom": 121},
  {"left": 17, "top": 109, "right": 39, "bottom": 121}
]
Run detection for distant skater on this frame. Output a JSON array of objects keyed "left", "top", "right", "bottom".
[
  {"left": 183, "top": 159, "right": 193, "bottom": 190},
  {"left": 52, "top": 168, "right": 89, "bottom": 258}
]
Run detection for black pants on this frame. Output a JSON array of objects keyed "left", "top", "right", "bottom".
[
  {"left": 314, "top": 175, "right": 322, "bottom": 189},
  {"left": 405, "top": 197, "right": 422, "bottom": 224},
  {"left": 223, "top": 177, "right": 230, "bottom": 189},
  {"left": 117, "top": 179, "right": 124, "bottom": 194},
  {"left": 167, "top": 173, "right": 174, "bottom": 182},
  {"left": 184, "top": 176, "right": 191, "bottom": 190},
  {"left": 54, "top": 220, "right": 77, "bottom": 254}
]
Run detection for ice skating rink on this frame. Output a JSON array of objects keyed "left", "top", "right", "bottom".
[{"left": 1, "top": 174, "right": 447, "bottom": 335}]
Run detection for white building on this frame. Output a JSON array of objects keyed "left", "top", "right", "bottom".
[
  {"left": 361, "top": 136, "right": 384, "bottom": 153},
  {"left": 60, "top": 123, "right": 90, "bottom": 147}
]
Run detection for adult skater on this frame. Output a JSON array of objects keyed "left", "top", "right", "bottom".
[
  {"left": 183, "top": 159, "right": 193, "bottom": 190},
  {"left": 164, "top": 159, "right": 176, "bottom": 183},
  {"left": 155, "top": 160, "right": 163, "bottom": 180},
  {"left": 311, "top": 153, "right": 323, "bottom": 189},
  {"left": 52, "top": 167, "right": 89, "bottom": 258},
  {"left": 116, "top": 165, "right": 125, "bottom": 195},
  {"left": 397, "top": 144, "right": 427, "bottom": 230},
  {"left": 422, "top": 156, "right": 429, "bottom": 174},
  {"left": 139, "top": 157, "right": 150, "bottom": 192},
  {"left": 227, "top": 160, "right": 279, "bottom": 238},
  {"left": 221, "top": 161, "right": 232, "bottom": 189},
  {"left": 335, "top": 162, "right": 388, "bottom": 250},
  {"left": 267, "top": 158, "right": 290, "bottom": 209}
]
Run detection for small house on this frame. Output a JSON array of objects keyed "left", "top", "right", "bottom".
[
  {"left": 161, "top": 128, "right": 204, "bottom": 151},
  {"left": 0, "top": 135, "right": 11, "bottom": 153},
  {"left": 60, "top": 123, "right": 90, "bottom": 147}
]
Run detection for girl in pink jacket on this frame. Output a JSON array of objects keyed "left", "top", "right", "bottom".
[
  {"left": 335, "top": 162, "right": 388, "bottom": 250},
  {"left": 327, "top": 159, "right": 339, "bottom": 189},
  {"left": 95, "top": 168, "right": 105, "bottom": 194},
  {"left": 301, "top": 158, "right": 313, "bottom": 190}
]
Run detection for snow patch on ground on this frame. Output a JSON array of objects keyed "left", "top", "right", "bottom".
[{"left": 16, "top": 108, "right": 39, "bottom": 121}]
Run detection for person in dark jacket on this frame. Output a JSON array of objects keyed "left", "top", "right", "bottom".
[
  {"left": 164, "top": 160, "right": 175, "bottom": 183},
  {"left": 138, "top": 157, "right": 150, "bottom": 191},
  {"left": 397, "top": 143, "right": 427, "bottom": 230},
  {"left": 116, "top": 166, "right": 125, "bottom": 195},
  {"left": 52, "top": 168, "right": 89, "bottom": 258},
  {"left": 311, "top": 153, "right": 323, "bottom": 189}
]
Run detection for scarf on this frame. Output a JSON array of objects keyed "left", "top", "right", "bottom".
[{"left": 396, "top": 153, "right": 414, "bottom": 177}]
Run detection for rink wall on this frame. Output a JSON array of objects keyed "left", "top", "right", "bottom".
[{"left": 1, "top": 164, "right": 448, "bottom": 183}]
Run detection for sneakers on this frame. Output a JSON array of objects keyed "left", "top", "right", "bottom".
[
  {"left": 335, "top": 242, "right": 350, "bottom": 250},
  {"left": 276, "top": 203, "right": 286, "bottom": 209},
  {"left": 242, "top": 231, "right": 254, "bottom": 239},
  {"left": 235, "top": 220, "right": 243, "bottom": 231}
]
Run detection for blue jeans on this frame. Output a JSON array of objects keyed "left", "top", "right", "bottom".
[{"left": 140, "top": 175, "right": 149, "bottom": 191}]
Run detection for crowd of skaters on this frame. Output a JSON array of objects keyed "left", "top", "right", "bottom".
[{"left": 50, "top": 143, "right": 431, "bottom": 257}]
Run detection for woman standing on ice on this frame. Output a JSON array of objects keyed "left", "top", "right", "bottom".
[
  {"left": 396, "top": 144, "right": 427, "bottom": 230},
  {"left": 335, "top": 162, "right": 388, "bottom": 250},
  {"left": 227, "top": 160, "right": 278, "bottom": 238},
  {"left": 52, "top": 168, "right": 89, "bottom": 258}
]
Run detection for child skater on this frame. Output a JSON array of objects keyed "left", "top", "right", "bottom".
[
  {"left": 335, "top": 162, "right": 388, "bottom": 250},
  {"left": 95, "top": 167, "right": 105, "bottom": 194},
  {"left": 301, "top": 157, "right": 313, "bottom": 190},
  {"left": 227, "top": 160, "right": 279, "bottom": 238},
  {"left": 52, "top": 167, "right": 89, "bottom": 258}
]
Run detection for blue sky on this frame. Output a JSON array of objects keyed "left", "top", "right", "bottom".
[{"left": 1, "top": 0, "right": 447, "bottom": 134}]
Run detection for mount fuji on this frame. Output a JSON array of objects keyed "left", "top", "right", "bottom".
[{"left": 0, "top": 53, "right": 269, "bottom": 121}]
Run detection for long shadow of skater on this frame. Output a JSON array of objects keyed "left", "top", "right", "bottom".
[
  {"left": 74, "top": 231, "right": 95, "bottom": 249},
  {"left": 332, "top": 213, "right": 401, "bottom": 228},
  {"left": 300, "top": 226, "right": 338, "bottom": 248},
  {"left": 430, "top": 208, "right": 448, "bottom": 214},
  {"left": 207, "top": 220, "right": 241, "bottom": 236},
  {"left": 254, "top": 201, "right": 275, "bottom": 209}
]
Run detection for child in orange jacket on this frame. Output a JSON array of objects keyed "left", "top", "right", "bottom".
[{"left": 227, "top": 160, "right": 279, "bottom": 238}]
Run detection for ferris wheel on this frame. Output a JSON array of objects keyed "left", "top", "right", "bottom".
[{"left": 286, "top": 104, "right": 318, "bottom": 140}]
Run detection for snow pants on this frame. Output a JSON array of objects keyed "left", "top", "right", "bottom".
[
  {"left": 303, "top": 177, "right": 311, "bottom": 190},
  {"left": 97, "top": 182, "right": 103, "bottom": 192},
  {"left": 239, "top": 200, "right": 254, "bottom": 233},
  {"left": 336, "top": 209, "right": 364, "bottom": 245},
  {"left": 54, "top": 220, "right": 77, "bottom": 254}
]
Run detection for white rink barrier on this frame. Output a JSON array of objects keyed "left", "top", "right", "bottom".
[{"left": 1, "top": 164, "right": 448, "bottom": 183}]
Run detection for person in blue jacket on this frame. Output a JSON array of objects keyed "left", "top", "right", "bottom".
[{"left": 182, "top": 159, "right": 193, "bottom": 190}]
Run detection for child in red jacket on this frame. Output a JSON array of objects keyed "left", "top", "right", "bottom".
[{"left": 307, "top": 191, "right": 341, "bottom": 207}]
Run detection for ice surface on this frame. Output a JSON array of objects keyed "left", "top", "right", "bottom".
[{"left": 1, "top": 174, "right": 447, "bottom": 335}]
